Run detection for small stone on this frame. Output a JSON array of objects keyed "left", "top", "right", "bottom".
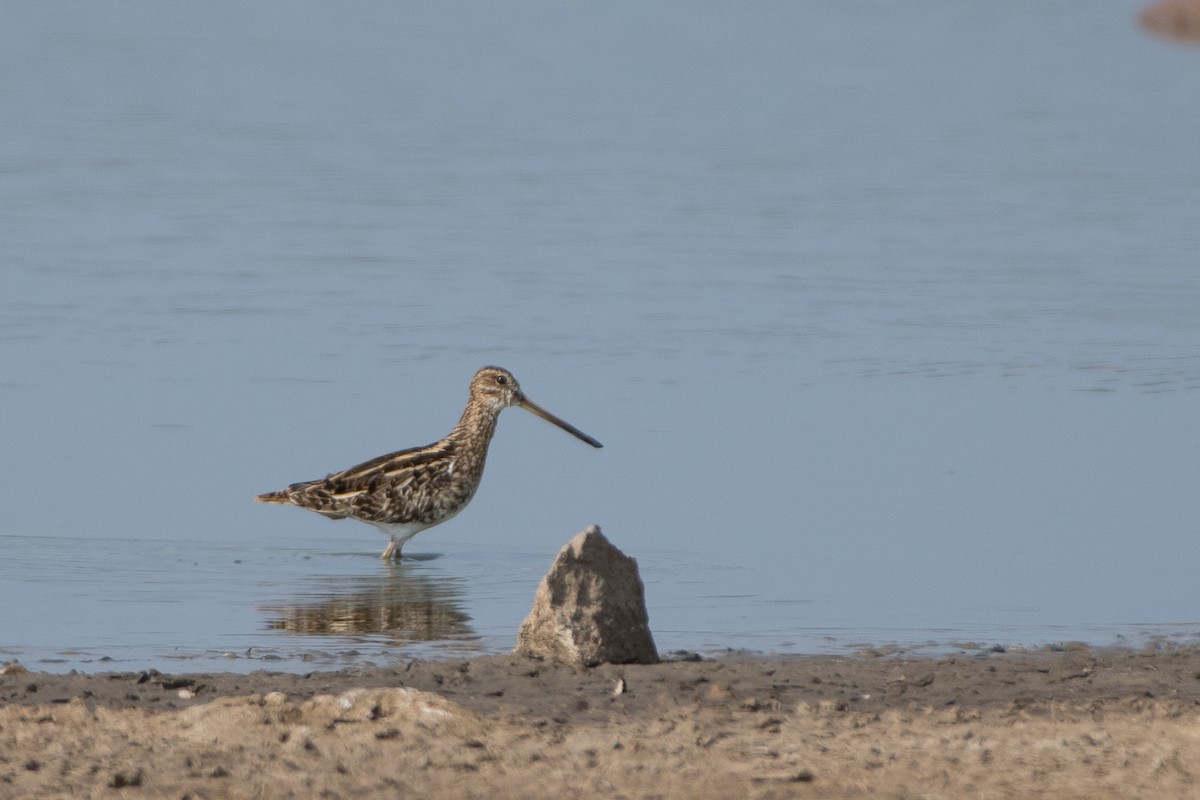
[
  {"left": 110, "top": 768, "right": 143, "bottom": 788},
  {"left": 515, "top": 525, "right": 658, "bottom": 666}
]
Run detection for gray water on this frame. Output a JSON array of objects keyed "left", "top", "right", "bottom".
[{"left": 3, "top": 2, "right": 1199, "bottom": 673}]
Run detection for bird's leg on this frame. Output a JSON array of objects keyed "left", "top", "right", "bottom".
[{"left": 380, "top": 538, "right": 400, "bottom": 562}]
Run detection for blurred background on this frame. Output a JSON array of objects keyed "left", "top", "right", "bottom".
[{"left": 2, "top": 2, "right": 1198, "bottom": 672}]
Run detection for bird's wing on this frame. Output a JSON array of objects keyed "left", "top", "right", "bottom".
[{"left": 282, "top": 440, "right": 456, "bottom": 518}]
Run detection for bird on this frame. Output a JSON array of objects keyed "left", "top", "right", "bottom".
[{"left": 256, "top": 366, "right": 602, "bottom": 561}]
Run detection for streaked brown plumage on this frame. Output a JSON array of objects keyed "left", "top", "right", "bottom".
[{"left": 256, "top": 366, "right": 602, "bottom": 561}]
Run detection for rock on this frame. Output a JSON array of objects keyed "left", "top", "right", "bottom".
[
  {"left": 1141, "top": 0, "right": 1200, "bottom": 42},
  {"left": 515, "top": 525, "right": 659, "bottom": 666},
  {"left": 109, "top": 767, "right": 143, "bottom": 788}
]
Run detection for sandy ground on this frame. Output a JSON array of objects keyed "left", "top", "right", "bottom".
[{"left": 2, "top": 644, "right": 1200, "bottom": 799}]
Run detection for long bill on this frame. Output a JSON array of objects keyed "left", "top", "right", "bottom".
[{"left": 518, "top": 397, "right": 603, "bottom": 448}]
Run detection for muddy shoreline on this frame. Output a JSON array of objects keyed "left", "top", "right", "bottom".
[{"left": 3, "top": 645, "right": 1199, "bottom": 798}]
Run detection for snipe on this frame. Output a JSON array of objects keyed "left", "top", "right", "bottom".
[{"left": 256, "top": 366, "right": 602, "bottom": 561}]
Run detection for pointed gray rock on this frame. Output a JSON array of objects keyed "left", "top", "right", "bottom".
[{"left": 515, "top": 525, "right": 659, "bottom": 666}]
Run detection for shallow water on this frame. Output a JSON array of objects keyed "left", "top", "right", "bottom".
[{"left": 3, "top": 2, "right": 1200, "bottom": 673}]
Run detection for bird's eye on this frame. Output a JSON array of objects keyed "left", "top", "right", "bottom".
[{"left": 495, "top": 374, "right": 508, "bottom": 385}]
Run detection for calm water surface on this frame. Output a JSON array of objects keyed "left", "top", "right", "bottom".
[{"left": 2, "top": 2, "right": 1199, "bottom": 673}]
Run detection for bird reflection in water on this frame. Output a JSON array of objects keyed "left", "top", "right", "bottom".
[{"left": 262, "top": 564, "right": 474, "bottom": 643}]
